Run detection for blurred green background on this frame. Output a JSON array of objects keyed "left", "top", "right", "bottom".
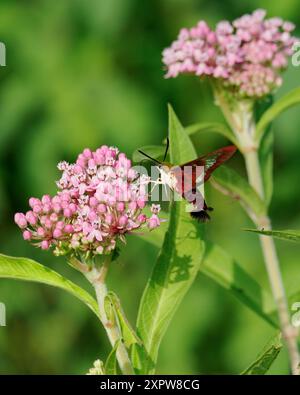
[{"left": 1, "top": 0, "right": 300, "bottom": 374}]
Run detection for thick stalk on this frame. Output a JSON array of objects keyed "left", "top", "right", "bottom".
[
  {"left": 244, "top": 150, "right": 299, "bottom": 375},
  {"left": 85, "top": 259, "right": 134, "bottom": 375}
]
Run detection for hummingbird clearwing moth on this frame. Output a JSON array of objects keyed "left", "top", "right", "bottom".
[{"left": 138, "top": 140, "right": 236, "bottom": 222}]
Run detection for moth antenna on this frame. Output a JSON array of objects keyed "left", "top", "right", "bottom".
[
  {"left": 163, "top": 137, "right": 169, "bottom": 162},
  {"left": 138, "top": 150, "right": 162, "bottom": 165}
]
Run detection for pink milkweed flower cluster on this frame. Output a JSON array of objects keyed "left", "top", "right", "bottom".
[
  {"left": 162, "top": 9, "right": 297, "bottom": 98},
  {"left": 15, "top": 146, "right": 162, "bottom": 257}
]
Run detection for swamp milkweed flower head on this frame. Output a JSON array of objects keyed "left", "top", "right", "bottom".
[
  {"left": 162, "top": 9, "right": 297, "bottom": 98},
  {"left": 15, "top": 146, "right": 162, "bottom": 258}
]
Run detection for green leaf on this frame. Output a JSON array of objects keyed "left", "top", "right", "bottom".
[
  {"left": 255, "top": 95, "right": 274, "bottom": 206},
  {"left": 134, "top": 232, "right": 276, "bottom": 327},
  {"left": 268, "top": 289, "right": 300, "bottom": 325},
  {"left": 0, "top": 253, "right": 99, "bottom": 319},
  {"left": 136, "top": 105, "right": 206, "bottom": 374},
  {"left": 105, "top": 340, "right": 120, "bottom": 375},
  {"left": 168, "top": 104, "right": 198, "bottom": 163},
  {"left": 131, "top": 343, "right": 155, "bottom": 375},
  {"left": 104, "top": 294, "right": 117, "bottom": 326},
  {"left": 210, "top": 166, "right": 266, "bottom": 219},
  {"left": 241, "top": 333, "right": 282, "bottom": 375},
  {"left": 244, "top": 229, "right": 300, "bottom": 243},
  {"left": 256, "top": 87, "right": 300, "bottom": 144},
  {"left": 202, "top": 242, "right": 275, "bottom": 327},
  {"left": 132, "top": 145, "right": 166, "bottom": 163},
  {"left": 259, "top": 126, "right": 274, "bottom": 206},
  {"left": 186, "top": 122, "right": 239, "bottom": 148},
  {"left": 107, "top": 291, "right": 141, "bottom": 349}
]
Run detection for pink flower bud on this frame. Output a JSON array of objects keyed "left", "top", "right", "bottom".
[
  {"left": 118, "top": 215, "right": 128, "bottom": 227},
  {"left": 26, "top": 211, "right": 37, "bottom": 225},
  {"left": 52, "top": 196, "right": 61, "bottom": 204},
  {"left": 97, "top": 204, "right": 106, "bottom": 213},
  {"left": 69, "top": 203, "right": 77, "bottom": 213},
  {"left": 43, "top": 204, "right": 51, "bottom": 213},
  {"left": 88, "top": 210, "right": 97, "bottom": 221},
  {"left": 53, "top": 229, "right": 62, "bottom": 238},
  {"left": 83, "top": 148, "right": 92, "bottom": 158},
  {"left": 89, "top": 197, "right": 98, "bottom": 207},
  {"left": 29, "top": 197, "right": 41, "bottom": 208},
  {"left": 64, "top": 224, "right": 74, "bottom": 233},
  {"left": 41, "top": 240, "right": 50, "bottom": 250},
  {"left": 37, "top": 227, "right": 46, "bottom": 237},
  {"left": 14, "top": 213, "right": 27, "bottom": 228},
  {"left": 56, "top": 221, "right": 65, "bottom": 230},
  {"left": 53, "top": 204, "right": 61, "bottom": 213},
  {"left": 33, "top": 205, "right": 42, "bottom": 214},
  {"left": 50, "top": 213, "right": 58, "bottom": 222},
  {"left": 23, "top": 230, "right": 32, "bottom": 240},
  {"left": 45, "top": 219, "right": 52, "bottom": 229},
  {"left": 137, "top": 214, "right": 147, "bottom": 224},
  {"left": 116, "top": 202, "right": 125, "bottom": 212},
  {"left": 76, "top": 157, "right": 86, "bottom": 167},
  {"left": 63, "top": 208, "right": 72, "bottom": 218},
  {"left": 137, "top": 198, "right": 146, "bottom": 209},
  {"left": 41, "top": 195, "right": 51, "bottom": 204}
]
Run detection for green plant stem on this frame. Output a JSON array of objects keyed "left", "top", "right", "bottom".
[
  {"left": 215, "top": 90, "right": 299, "bottom": 374},
  {"left": 244, "top": 148, "right": 299, "bottom": 375},
  {"left": 244, "top": 150, "right": 264, "bottom": 198},
  {"left": 85, "top": 258, "right": 134, "bottom": 375}
]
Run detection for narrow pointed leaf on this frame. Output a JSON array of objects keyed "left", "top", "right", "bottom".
[
  {"left": 259, "top": 127, "right": 274, "bottom": 206},
  {"left": 244, "top": 229, "right": 300, "bottom": 243},
  {"left": 168, "top": 104, "right": 198, "bottom": 163},
  {"left": 256, "top": 87, "right": 300, "bottom": 144},
  {"left": 186, "top": 122, "right": 239, "bottom": 147},
  {"left": 108, "top": 291, "right": 141, "bottom": 348},
  {"left": 241, "top": 333, "right": 282, "bottom": 375},
  {"left": 105, "top": 340, "right": 120, "bottom": 375},
  {"left": 0, "top": 253, "right": 99, "bottom": 318},
  {"left": 254, "top": 95, "right": 274, "bottom": 206}
]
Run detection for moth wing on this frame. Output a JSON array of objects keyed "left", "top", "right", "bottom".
[{"left": 180, "top": 145, "right": 237, "bottom": 182}]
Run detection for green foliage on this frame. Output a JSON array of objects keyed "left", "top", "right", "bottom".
[
  {"left": 241, "top": 333, "right": 282, "bottom": 375},
  {"left": 202, "top": 242, "right": 275, "bottom": 327},
  {"left": 135, "top": 106, "right": 205, "bottom": 374},
  {"left": 259, "top": 127, "right": 274, "bottom": 206},
  {"left": 186, "top": 122, "right": 239, "bottom": 148},
  {"left": 211, "top": 166, "right": 266, "bottom": 219},
  {"left": 245, "top": 229, "right": 300, "bottom": 243},
  {"left": 105, "top": 340, "right": 120, "bottom": 375},
  {"left": 107, "top": 292, "right": 141, "bottom": 349},
  {"left": 138, "top": 229, "right": 276, "bottom": 327},
  {"left": 256, "top": 87, "right": 300, "bottom": 144},
  {"left": 132, "top": 145, "right": 166, "bottom": 163},
  {"left": 0, "top": 254, "right": 99, "bottom": 318}
]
